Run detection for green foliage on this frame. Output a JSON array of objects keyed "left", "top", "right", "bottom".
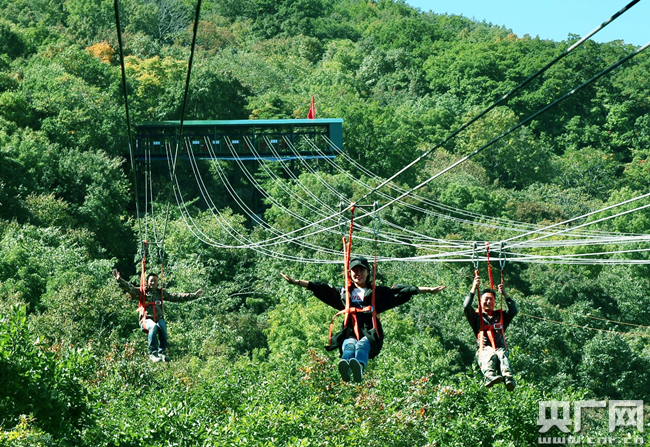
[
  {"left": 1, "top": 0, "right": 649, "bottom": 444},
  {"left": 63, "top": 0, "right": 114, "bottom": 45},
  {"left": 578, "top": 334, "right": 650, "bottom": 399},
  {"left": 0, "top": 20, "right": 27, "bottom": 59},
  {"left": 0, "top": 305, "right": 92, "bottom": 445}
]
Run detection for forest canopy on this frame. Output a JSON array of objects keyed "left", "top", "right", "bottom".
[{"left": 0, "top": 0, "right": 649, "bottom": 445}]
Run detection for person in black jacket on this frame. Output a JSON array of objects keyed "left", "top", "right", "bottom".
[
  {"left": 281, "top": 256, "right": 445, "bottom": 383},
  {"left": 464, "top": 276, "right": 518, "bottom": 390}
]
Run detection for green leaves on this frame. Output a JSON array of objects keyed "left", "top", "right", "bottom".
[
  {"left": 0, "top": 1, "right": 649, "bottom": 445},
  {"left": 0, "top": 305, "right": 91, "bottom": 443}
]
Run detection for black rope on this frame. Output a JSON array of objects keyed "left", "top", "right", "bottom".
[
  {"left": 160, "top": 0, "right": 203, "bottom": 255},
  {"left": 354, "top": 0, "right": 641, "bottom": 208},
  {"left": 113, "top": 0, "right": 143, "bottom": 241}
]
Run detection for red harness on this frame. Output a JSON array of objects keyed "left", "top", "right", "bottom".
[
  {"left": 327, "top": 204, "right": 380, "bottom": 346},
  {"left": 476, "top": 242, "right": 507, "bottom": 351},
  {"left": 138, "top": 241, "right": 164, "bottom": 333}
]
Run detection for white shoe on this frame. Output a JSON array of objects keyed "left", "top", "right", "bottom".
[{"left": 149, "top": 353, "right": 162, "bottom": 362}]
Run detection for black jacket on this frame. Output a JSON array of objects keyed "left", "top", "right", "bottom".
[
  {"left": 463, "top": 293, "right": 518, "bottom": 349},
  {"left": 307, "top": 281, "right": 419, "bottom": 359}
]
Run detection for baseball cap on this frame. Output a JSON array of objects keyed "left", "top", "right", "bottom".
[{"left": 349, "top": 256, "right": 370, "bottom": 271}]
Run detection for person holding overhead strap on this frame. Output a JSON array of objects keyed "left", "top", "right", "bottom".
[
  {"left": 281, "top": 256, "right": 445, "bottom": 383},
  {"left": 464, "top": 275, "right": 518, "bottom": 391},
  {"left": 113, "top": 269, "right": 202, "bottom": 362}
]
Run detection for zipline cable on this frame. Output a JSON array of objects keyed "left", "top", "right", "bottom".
[
  {"left": 504, "top": 192, "right": 650, "bottom": 248},
  {"left": 366, "top": 40, "right": 650, "bottom": 229},
  {"left": 113, "top": 0, "right": 142, "bottom": 241},
  {"left": 351, "top": 0, "right": 642, "bottom": 208},
  {"left": 176, "top": 131, "right": 650, "bottom": 264},
  {"left": 283, "top": 135, "right": 650, "bottom": 254},
  {"left": 261, "top": 136, "right": 463, "bottom": 250},
  {"left": 519, "top": 312, "right": 650, "bottom": 338},
  {"left": 518, "top": 296, "right": 650, "bottom": 329},
  {"left": 160, "top": 0, "right": 203, "bottom": 253},
  {"left": 319, "top": 134, "right": 634, "bottom": 239},
  {"left": 505, "top": 198, "right": 650, "bottom": 249}
]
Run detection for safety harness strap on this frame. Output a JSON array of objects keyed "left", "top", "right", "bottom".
[
  {"left": 327, "top": 203, "right": 381, "bottom": 347},
  {"left": 138, "top": 241, "right": 149, "bottom": 333},
  {"left": 476, "top": 242, "right": 507, "bottom": 351},
  {"left": 327, "top": 306, "right": 374, "bottom": 344},
  {"left": 342, "top": 204, "right": 355, "bottom": 331},
  {"left": 138, "top": 241, "right": 165, "bottom": 332}
]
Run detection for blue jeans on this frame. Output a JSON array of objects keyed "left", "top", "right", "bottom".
[
  {"left": 143, "top": 318, "right": 168, "bottom": 354},
  {"left": 341, "top": 337, "right": 370, "bottom": 367}
]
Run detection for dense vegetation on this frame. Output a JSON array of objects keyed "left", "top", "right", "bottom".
[{"left": 0, "top": 0, "right": 649, "bottom": 445}]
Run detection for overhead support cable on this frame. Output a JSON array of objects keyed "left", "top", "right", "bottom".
[
  {"left": 264, "top": 135, "right": 461, "bottom": 249},
  {"left": 520, "top": 313, "right": 650, "bottom": 338},
  {"left": 160, "top": 0, "right": 203, "bottom": 250},
  {"left": 352, "top": 0, "right": 642, "bottom": 207},
  {"left": 113, "top": 0, "right": 142, "bottom": 240},
  {"left": 518, "top": 296, "right": 650, "bottom": 330},
  {"left": 319, "top": 135, "right": 630, "bottom": 239},
  {"left": 503, "top": 192, "right": 650, "bottom": 248}
]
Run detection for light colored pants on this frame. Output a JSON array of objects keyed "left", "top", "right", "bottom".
[{"left": 477, "top": 346, "right": 513, "bottom": 378}]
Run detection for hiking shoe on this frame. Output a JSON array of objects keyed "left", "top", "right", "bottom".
[
  {"left": 159, "top": 353, "right": 171, "bottom": 363},
  {"left": 338, "top": 359, "right": 350, "bottom": 382},
  {"left": 484, "top": 375, "right": 504, "bottom": 388},
  {"left": 149, "top": 353, "right": 162, "bottom": 362},
  {"left": 504, "top": 377, "right": 516, "bottom": 392},
  {"left": 349, "top": 358, "right": 364, "bottom": 383}
]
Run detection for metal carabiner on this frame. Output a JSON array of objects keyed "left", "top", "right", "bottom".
[
  {"left": 471, "top": 242, "right": 479, "bottom": 272},
  {"left": 499, "top": 242, "right": 507, "bottom": 270}
]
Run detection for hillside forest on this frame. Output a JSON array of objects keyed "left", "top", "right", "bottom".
[{"left": 1, "top": 0, "right": 650, "bottom": 445}]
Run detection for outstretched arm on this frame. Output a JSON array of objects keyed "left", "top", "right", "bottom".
[
  {"left": 280, "top": 272, "right": 309, "bottom": 288},
  {"left": 163, "top": 287, "right": 204, "bottom": 302},
  {"left": 417, "top": 285, "right": 446, "bottom": 294},
  {"left": 112, "top": 269, "right": 139, "bottom": 298},
  {"left": 281, "top": 273, "right": 344, "bottom": 310}
]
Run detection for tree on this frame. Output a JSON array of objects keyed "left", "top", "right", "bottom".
[
  {"left": 0, "top": 20, "right": 27, "bottom": 59},
  {"left": 0, "top": 305, "right": 93, "bottom": 443},
  {"left": 578, "top": 334, "right": 650, "bottom": 399},
  {"left": 63, "top": 0, "right": 114, "bottom": 44}
]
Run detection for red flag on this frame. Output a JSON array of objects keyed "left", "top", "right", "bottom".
[{"left": 307, "top": 95, "right": 315, "bottom": 119}]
